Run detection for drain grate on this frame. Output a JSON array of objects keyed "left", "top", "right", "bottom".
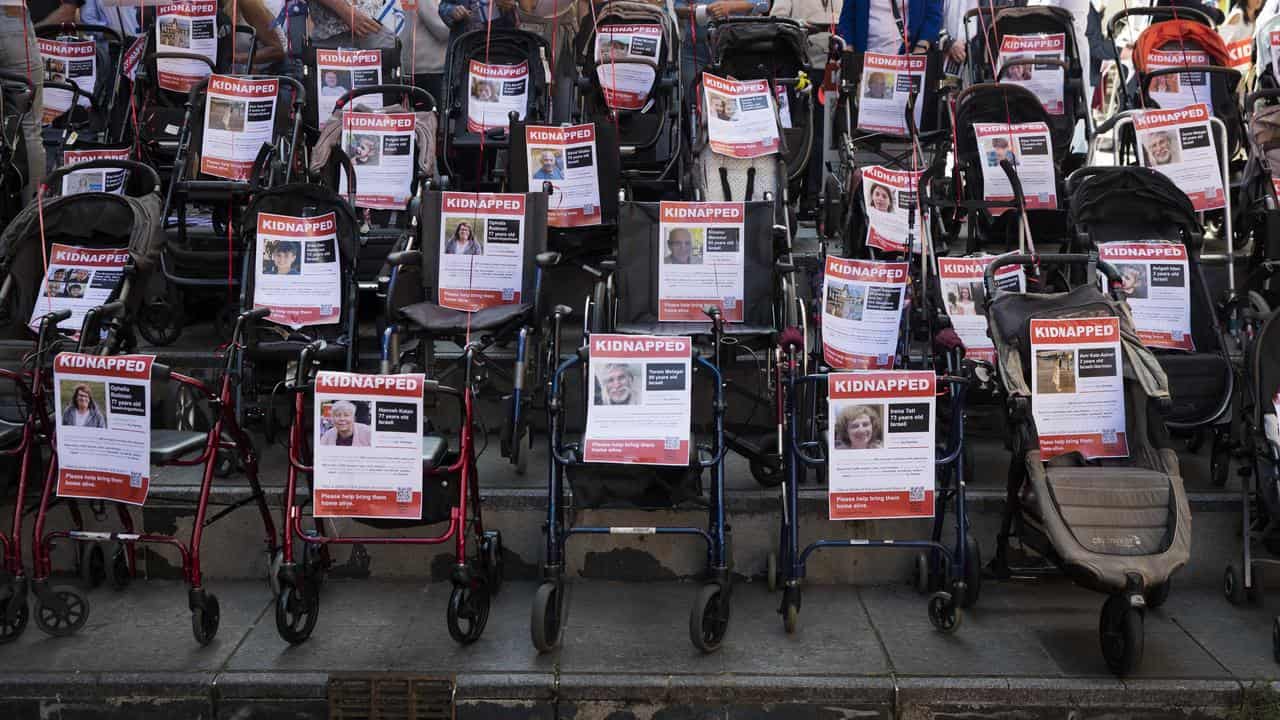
[{"left": 328, "top": 674, "right": 455, "bottom": 719}]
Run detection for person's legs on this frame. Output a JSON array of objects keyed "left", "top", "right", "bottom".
[{"left": 0, "top": 13, "right": 44, "bottom": 202}]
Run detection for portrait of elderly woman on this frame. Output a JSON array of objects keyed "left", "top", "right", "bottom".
[
  {"left": 320, "top": 400, "right": 373, "bottom": 447},
  {"left": 833, "top": 403, "right": 883, "bottom": 450},
  {"left": 62, "top": 383, "right": 107, "bottom": 429}
]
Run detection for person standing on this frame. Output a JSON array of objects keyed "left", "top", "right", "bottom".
[
  {"left": 400, "top": 0, "right": 451, "bottom": 103},
  {"left": 310, "top": 0, "right": 397, "bottom": 49},
  {"left": 838, "top": 0, "right": 943, "bottom": 55},
  {"left": 0, "top": 0, "right": 73, "bottom": 202}
]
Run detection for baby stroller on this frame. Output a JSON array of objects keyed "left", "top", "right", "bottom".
[
  {"left": 1239, "top": 89, "right": 1280, "bottom": 308},
  {"left": 574, "top": 0, "right": 683, "bottom": 197},
  {"left": 984, "top": 252, "right": 1191, "bottom": 675},
  {"left": 441, "top": 28, "right": 553, "bottom": 189},
  {"left": 36, "top": 25, "right": 131, "bottom": 157}
]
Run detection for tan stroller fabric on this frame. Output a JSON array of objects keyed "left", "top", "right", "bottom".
[{"left": 309, "top": 102, "right": 439, "bottom": 181}]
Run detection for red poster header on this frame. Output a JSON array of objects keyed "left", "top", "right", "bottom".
[
  {"left": 937, "top": 256, "right": 1022, "bottom": 279},
  {"left": 442, "top": 192, "right": 526, "bottom": 216},
  {"left": 703, "top": 72, "right": 768, "bottom": 97},
  {"left": 1134, "top": 103, "right": 1209, "bottom": 129},
  {"left": 592, "top": 334, "right": 691, "bottom": 359},
  {"left": 1000, "top": 33, "right": 1064, "bottom": 53},
  {"left": 1030, "top": 317, "right": 1120, "bottom": 345},
  {"left": 51, "top": 244, "right": 128, "bottom": 267},
  {"left": 209, "top": 75, "right": 278, "bottom": 99},
  {"left": 315, "top": 371, "right": 425, "bottom": 398},
  {"left": 862, "top": 165, "right": 922, "bottom": 189},
  {"left": 660, "top": 201, "right": 744, "bottom": 224},
  {"left": 342, "top": 111, "right": 415, "bottom": 132},
  {"left": 526, "top": 123, "right": 595, "bottom": 144},
  {"left": 1098, "top": 242, "right": 1188, "bottom": 261},
  {"left": 469, "top": 60, "right": 528, "bottom": 79},
  {"left": 864, "top": 52, "right": 927, "bottom": 73},
  {"left": 825, "top": 256, "right": 909, "bottom": 284},
  {"left": 316, "top": 49, "right": 382, "bottom": 66},
  {"left": 258, "top": 211, "right": 337, "bottom": 237},
  {"left": 829, "top": 371, "right": 935, "bottom": 400},
  {"left": 39, "top": 39, "right": 95, "bottom": 58},
  {"left": 56, "top": 352, "right": 154, "bottom": 380}
]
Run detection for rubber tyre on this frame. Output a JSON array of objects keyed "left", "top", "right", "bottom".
[
  {"left": 781, "top": 586, "right": 800, "bottom": 634},
  {"left": 689, "top": 583, "right": 729, "bottom": 653},
  {"left": 913, "top": 553, "right": 931, "bottom": 595},
  {"left": 820, "top": 174, "right": 842, "bottom": 241},
  {"left": 928, "top": 592, "right": 961, "bottom": 634},
  {"left": 959, "top": 534, "right": 982, "bottom": 609},
  {"left": 0, "top": 594, "right": 29, "bottom": 644},
  {"left": 1100, "top": 596, "right": 1144, "bottom": 676},
  {"left": 191, "top": 593, "right": 220, "bottom": 646},
  {"left": 1225, "top": 562, "right": 1247, "bottom": 606},
  {"left": 1273, "top": 617, "right": 1280, "bottom": 663},
  {"left": 447, "top": 583, "right": 490, "bottom": 645},
  {"left": 34, "top": 586, "right": 89, "bottom": 637},
  {"left": 1145, "top": 579, "right": 1171, "bottom": 610},
  {"left": 482, "top": 532, "right": 505, "bottom": 595},
  {"left": 530, "top": 582, "right": 563, "bottom": 653},
  {"left": 275, "top": 580, "right": 319, "bottom": 645},
  {"left": 110, "top": 544, "right": 132, "bottom": 590},
  {"left": 767, "top": 552, "right": 778, "bottom": 593}
]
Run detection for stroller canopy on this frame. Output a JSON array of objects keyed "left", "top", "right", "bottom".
[{"left": 1068, "top": 166, "right": 1200, "bottom": 245}]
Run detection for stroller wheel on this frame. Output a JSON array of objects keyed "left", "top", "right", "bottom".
[
  {"left": 530, "top": 582, "right": 563, "bottom": 653},
  {"left": 110, "top": 543, "right": 132, "bottom": 590},
  {"left": 767, "top": 552, "right": 778, "bottom": 593},
  {"left": 447, "top": 582, "right": 491, "bottom": 645},
  {"left": 34, "top": 586, "right": 90, "bottom": 637},
  {"left": 913, "top": 553, "right": 931, "bottom": 595},
  {"left": 690, "top": 583, "right": 729, "bottom": 653},
  {"left": 1099, "top": 595, "right": 1144, "bottom": 676},
  {"left": 481, "top": 531, "right": 505, "bottom": 594},
  {"left": 275, "top": 579, "right": 320, "bottom": 645},
  {"left": 1225, "top": 562, "right": 1247, "bottom": 606},
  {"left": 748, "top": 438, "right": 784, "bottom": 488},
  {"left": 0, "top": 594, "right": 29, "bottom": 644},
  {"left": 781, "top": 585, "right": 801, "bottom": 634},
  {"left": 79, "top": 543, "right": 106, "bottom": 590},
  {"left": 1145, "top": 579, "right": 1172, "bottom": 610},
  {"left": 927, "top": 592, "right": 961, "bottom": 634},
  {"left": 191, "top": 593, "right": 220, "bottom": 646}
]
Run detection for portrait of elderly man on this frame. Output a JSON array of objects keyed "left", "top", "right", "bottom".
[
  {"left": 595, "top": 363, "right": 642, "bottom": 406},
  {"left": 320, "top": 400, "right": 373, "bottom": 447},
  {"left": 663, "top": 228, "right": 701, "bottom": 265}
]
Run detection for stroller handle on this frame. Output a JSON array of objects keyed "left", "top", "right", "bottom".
[
  {"left": 334, "top": 84, "right": 436, "bottom": 113},
  {"left": 1106, "top": 5, "right": 1218, "bottom": 40},
  {"left": 36, "top": 23, "right": 124, "bottom": 46},
  {"left": 983, "top": 253, "right": 1122, "bottom": 301},
  {"left": 46, "top": 159, "right": 162, "bottom": 196}
]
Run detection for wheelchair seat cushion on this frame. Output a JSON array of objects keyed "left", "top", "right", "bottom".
[
  {"left": 399, "top": 301, "right": 533, "bottom": 334},
  {"left": 150, "top": 429, "right": 208, "bottom": 463}
]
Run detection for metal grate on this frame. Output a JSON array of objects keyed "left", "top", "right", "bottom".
[{"left": 328, "top": 674, "right": 455, "bottom": 720}]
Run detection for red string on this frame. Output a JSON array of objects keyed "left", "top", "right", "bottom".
[{"left": 36, "top": 185, "right": 53, "bottom": 315}]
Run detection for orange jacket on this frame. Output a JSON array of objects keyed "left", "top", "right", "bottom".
[{"left": 1133, "top": 18, "right": 1233, "bottom": 72}]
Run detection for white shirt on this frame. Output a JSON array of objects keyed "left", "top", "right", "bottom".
[
  {"left": 867, "top": 0, "right": 904, "bottom": 54},
  {"left": 74, "top": 409, "right": 90, "bottom": 426}
]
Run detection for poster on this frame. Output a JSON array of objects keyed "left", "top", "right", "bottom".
[
  {"left": 30, "top": 244, "right": 127, "bottom": 335},
  {"left": 54, "top": 353, "right": 154, "bottom": 506},
  {"left": 1146, "top": 49, "right": 1212, "bottom": 112},
  {"left": 253, "top": 212, "right": 342, "bottom": 328},
  {"left": 973, "top": 122, "right": 1057, "bottom": 214},
  {"left": 437, "top": 192, "right": 526, "bottom": 311},
  {"left": 997, "top": 33, "right": 1065, "bottom": 115},
  {"left": 1134, "top": 103, "right": 1224, "bottom": 211},
  {"left": 315, "top": 48, "right": 383, "bottom": 121},
  {"left": 594, "top": 24, "right": 662, "bottom": 111},
  {"left": 827, "top": 371, "right": 935, "bottom": 521},
  {"left": 525, "top": 124, "right": 601, "bottom": 227},
  {"left": 855, "top": 53, "right": 926, "bottom": 136},
  {"left": 337, "top": 111, "right": 415, "bottom": 210},
  {"left": 156, "top": 0, "right": 218, "bottom": 93},
  {"left": 200, "top": 75, "right": 278, "bottom": 181},
  {"left": 937, "top": 255, "right": 1025, "bottom": 363},
  {"left": 467, "top": 60, "right": 529, "bottom": 132},
  {"left": 702, "top": 72, "right": 780, "bottom": 159},
  {"left": 1098, "top": 242, "right": 1193, "bottom": 351},
  {"left": 1029, "top": 316, "right": 1129, "bottom": 460},
  {"left": 39, "top": 38, "right": 96, "bottom": 124},
  {"left": 821, "top": 257, "right": 908, "bottom": 369},
  {"left": 313, "top": 372, "right": 425, "bottom": 520},
  {"left": 1272, "top": 30, "right": 1280, "bottom": 86},
  {"left": 657, "top": 201, "right": 745, "bottom": 322},
  {"left": 122, "top": 35, "right": 146, "bottom": 82},
  {"left": 862, "top": 165, "right": 923, "bottom": 253},
  {"left": 582, "top": 334, "right": 692, "bottom": 466},
  {"left": 60, "top": 147, "right": 131, "bottom": 196},
  {"left": 1227, "top": 36, "right": 1251, "bottom": 73}
]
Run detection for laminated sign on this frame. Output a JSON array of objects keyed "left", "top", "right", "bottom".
[
  {"left": 54, "top": 353, "right": 154, "bottom": 506},
  {"left": 1030, "top": 316, "right": 1129, "bottom": 460},
  {"left": 821, "top": 257, "right": 908, "bottom": 369},
  {"left": 338, "top": 111, "right": 415, "bottom": 210},
  {"left": 595, "top": 24, "right": 662, "bottom": 110},
  {"left": 437, "top": 192, "right": 526, "bottom": 311},
  {"left": 31, "top": 244, "right": 127, "bottom": 335},
  {"left": 253, "top": 212, "right": 342, "bottom": 328},
  {"left": 315, "top": 49, "right": 383, "bottom": 121},
  {"left": 937, "top": 255, "right": 1025, "bottom": 364},
  {"left": 657, "top": 201, "right": 745, "bottom": 322},
  {"left": 201, "top": 75, "right": 278, "bottom": 181},
  {"left": 313, "top": 372, "right": 425, "bottom": 519},
  {"left": 1134, "top": 103, "right": 1224, "bottom": 211},
  {"left": 1098, "top": 242, "right": 1193, "bottom": 351},
  {"left": 973, "top": 122, "right": 1057, "bottom": 214},
  {"left": 122, "top": 35, "right": 146, "bottom": 82},
  {"left": 467, "top": 60, "right": 529, "bottom": 132},
  {"left": 855, "top": 53, "right": 926, "bottom": 136},
  {"left": 827, "top": 370, "right": 935, "bottom": 520},
  {"left": 583, "top": 334, "right": 692, "bottom": 465},
  {"left": 39, "top": 38, "right": 96, "bottom": 124},
  {"left": 156, "top": 1, "right": 218, "bottom": 93},
  {"left": 1272, "top": 30, "right": 1280, "bottom": 86},
  {"left": 702, "top": 73, "right": 780, "bottom": 159},
  {"left": 997, "top": 33, "right": 1065, "bottom": 114},
  {"left": 862, "top": 165, "right": 923, "bottom": 253},
  {"left": 1146, "top": 50, "right": 1213, "bottom": 112},
  {"left": 60, "top": 147, "right": 131, "bottom": 195},
  {"left": 525, "top": 124, "right": 601, "bottom": 227}
]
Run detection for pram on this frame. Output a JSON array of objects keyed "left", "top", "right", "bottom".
[
  {"left": 984, "top": 252, "right": 1191, "bottom": 675},
  {"left": 36, "top": 24, "right": 131, "bottom": 161}
]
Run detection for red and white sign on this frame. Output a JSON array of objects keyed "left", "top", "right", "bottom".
[
  {"left": 1030, "top": 316, "right": 1129, "bottom": 460},
  {"left": 1227, "top": 37, "right": 1252, "bottom": 71},
  {"left": 937, "top": 255, "right": 1025, "bottom": 363},
  {"left": 1146, "top": 49, "right": 1212, "bottom": 112},
  {"left": 583, "top": 334, "right": 692, "bottom": 465},
  {"left": 856, "top": 53, "right": 926, "bottom": 135},
  {"left": 973, "top": 122, "right": 1057, "bottom": 215},
  {"left": 60, "top": 147, "right": 131, "bottom": 196},
  {"left": 862, "top": 165, "right": 923, "bottom": 253},
  {"left": 467, "top": 60, "right": 529, "bottom": 132},
  {"left": 338, "top": 111, "right": 415, "bottom": 210},
  {"left": 821, "top": 257, "right": 908, "bottom": 369},
  {"left": 200, "top": 75, "right": 278, "bottom": 180},
  {"left": 703, "top": 72, "right": 781, "bottom": 159},
  {"left": 315, "top": 48, "right": 383, "bottom": 120},
  {"left": 122, "top": 35, "right": 146, "bottom": 82},
  {"left": 525, "top": 124, "right": 601, "bottom": 227},
  {"left": 1098, "top": 242, "right": 1194, "bottom": 351},
  {"left": 997, "top": 33, "right": 1065, "bottom": 114},
  {"left": 39, "top": 38, "right": 96, "bottom": 124},
  {"left": 657, "top": 201, "right": 746, "bottom": 322},
  {"left": 54, "top": 353, "right": 155, "bottom": 506},
  {"left": 253, "top": 212, "right": 342, "bottom": 328},
  {"left": 1134, "top": 103, "right": 1224, "bottom": 211},
  {"left": 437, "top": 192, "right": 526, "bottom": 311},
  {"left": 313, "top": 371, "right": 425, "bottom": 519},
  {"left": 31, "top": 244, "right": 128, "bottom": 335},
  {"left": 156, "top": 0, "right": 218, "bottom": 93},
  {"left": 827, "top": 370, "right": 935, "bottom": 520},
  {"left": 595, "top": 24, "right": 662, "bottom": 111}
]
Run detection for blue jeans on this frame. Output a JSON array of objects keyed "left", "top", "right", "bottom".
[{"left": 0, "top": 11, "right": 44, "bottom": 202}]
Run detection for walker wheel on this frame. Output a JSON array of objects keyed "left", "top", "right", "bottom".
[
  {"left": 447, "top": 582, "right": 491, "bottom": 645},
  {"left": 913, "top": 552, "right": 931, "bottom": 595},
  {"left": 927, "top": 592, "right": 961, "bottom": 634},
  {"left": 0, "top": 594, "right": 29, "bottom": 644},
  {"left": 275, "top": 579, "right": 319, "bottom": 645},
  {"left": 110, "top": 543, "right": 132, "bottom": 590},
  {"left": 690, "top": 583, "right": 729, "bottom": 653},
  {"left": 959, "top": 533, "right": 983, "bottom": 609},
  {"left": 79, "top": 543, "right": 106, "bottom": 590},
  {"left": 1225, "top": 562, "right": 1246, "bottom": 606},
  {"left": 1100, "top": 595, "right": 1143, "bottom": 676},
  {"left": 481, "top": 531, "right": 504, "bottom": 595},
  {"left": 34, "top": 586, "right": 89, "bottom": 637},
  {"left": 781, "top": 586, "right": 801, "bottom": 634},
  {"left": 766, "top": 552, "right": 778, "bottom": 593},
  {"left": 530, "top": 582, "right": 563, "bottom": 653},
  {"left": 191, "top": 593, "right": 220, "bottom": 646}
]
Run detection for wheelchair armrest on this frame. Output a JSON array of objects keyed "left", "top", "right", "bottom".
[
  {"left": 552, "top": 304, "right": 574, "bottom": 318},
  {"left": 599, "top": 259, "right": 617, "bottom": 273},
  {"left": 387, "top": 250, "right": 423, "bottom": 268},
  {"left": 536, "top": 251, "right": 563, "bottom": 269}
]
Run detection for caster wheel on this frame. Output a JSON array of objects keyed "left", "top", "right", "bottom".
[
  {"left": 1225, "top": 562, "right": 1247, "bottom": 606},
  {"left": 781, "top": 586, "right": 801, "bottom": 634},
  {"left": 1100, "top": 595, "right": 1144, "bottom": 676},
  {"left": 301, "top": 531, "right": 329, "bottom": 589},
  {"left": 275, "top": 580, "right": 319, "bottom": 645},
  {"left": 34, "top": 586, "right": 90, "bottom": 637},
  {"left": 1273, "top": 617, "right": 1280, "bottom": 664},
  {"left": 213, "top": 449, "right": 237, "bottom": 478},
  {"left": 959, "top": 534, "right": 982, "bottom": 609},
  {"left": 110, "top": 544, "right": 132, "bottom": 590},
  {"left": 767, "top": 552, "right": 778, "bottom": 593},
  {"left": 1145, "top": 579, "right": 1171, "bottom": 610},
  {"left": 80, "top": 544, "right": 106, "bottom": 590},
  {"left": 689, "top": 583, "right": 729, "bottom": 653},
  {"left": 1250, "top": 568, "right": 1265, "bottom": 605},
  {"left": 0, "top": 594, "right": 29, "bottom": 644},
  {"left": 748, "top": 450, "right": 783, "bottom": 488},
  {"left": 447, "top": 583, "right": 491, "bottom": 645},
  {"left": 928, "top": 592, "right": 961, "bottom": 634},
  {"left": 530, "top": 582, "right": 563, "bottom": 653},
  {"left": 191, "top": 594, "right": 220, "bottom": 646},
  {"left": 481, "top": 532, "right": 504, "bottom": 595},
  {"left": 913, "top": 553, "right": 931, "bottom": 595}
]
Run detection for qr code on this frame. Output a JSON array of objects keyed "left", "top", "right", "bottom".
[
  {"left": 909, "top": 485, "right": 925, "bottom": 502},
  {"left": 877, "top": 354, "right": 889, "bottom": 365},
  {"left": 1172, "top": 330, "right": 1184, "bottom": 341},
  {"left": 1037, "top": 193, "right": 1049, "bottom": 203},
  {"left": 723, "top": 297, "right": 737, "bottom": 309},
  {"left": 502, "top": 288, "right": 515, "bottom": 301},
  {"left": 129, "top": 472, "right": 143, "bottom": 489},
  {"left": 320, "top": 304, "right": 333, "bottom": 315},
  {"left": 1102, "top": 428, "right": 1117, "bottom": 444},
  {"left": 395, "top": 487, "right": 412, "bottom": 503},
  {"left": 585, "top": 203, "right": 596, "bottom": 214},
  {"left": 663, "top": 437, "right": 679, "bottom": 450}
]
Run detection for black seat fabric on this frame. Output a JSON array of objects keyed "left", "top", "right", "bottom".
[
  {"left": 400, "top": 302, "right": 533, "bottom": 334},
  {"left": 150, "top": 429, "right": 208, "bottom": 462}
]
